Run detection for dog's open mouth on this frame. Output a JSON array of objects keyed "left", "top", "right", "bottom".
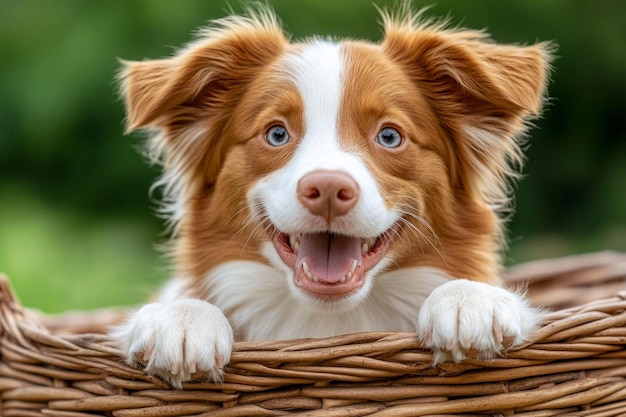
[{"left": 272, "top": 230, "right": 391, "bottom": 299}]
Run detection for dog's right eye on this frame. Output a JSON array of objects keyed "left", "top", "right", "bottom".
[
  {"left": 265, "top": 125, "right": 290, "bottom": 147},
  {"left": 375, "top": 127, "right": 403, "bottom": 148}
]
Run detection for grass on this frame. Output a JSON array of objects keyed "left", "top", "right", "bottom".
[
  {"left": 506, "top": 225, "right": 626, "bottom": 266},
  {"left": 0, "top": 186, "right": 167, "bottom": 313}
]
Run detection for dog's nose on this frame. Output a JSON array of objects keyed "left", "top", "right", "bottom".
[{"left": 297, "top": 170, "right": 359, "bottom": 222}]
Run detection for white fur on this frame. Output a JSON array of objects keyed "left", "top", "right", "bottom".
[
  {"left": 146, "top": 123, "right": 209, "bottom": 234},
  {"left": 207, "top": 260, "right": 451, "bottom": 340},
  {"left": 112, "top": 299, "right": 233, "bottom": 388},
  {"left": 463, "top": 124, "right": 525, "bottom": 212},
  {"left": 157, "top": 277, "right": 192, "bottom": 302},
  {"left": 249, "top": 41, "right": 399, "bottom": 238},
  {"left": 417, "top": 279, "right": 541, "bottom": 363}
]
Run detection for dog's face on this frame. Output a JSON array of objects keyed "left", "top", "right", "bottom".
[
  {"left": 120, "top": 9, "right": 551, "bottom": 309},
  {"left": 241, "top": 41, "right": 452, "bottom": 305}
]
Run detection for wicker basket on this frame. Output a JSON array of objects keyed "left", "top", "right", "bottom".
[{"left": 1, "top": 252, "right": 625, "bottom": 417}]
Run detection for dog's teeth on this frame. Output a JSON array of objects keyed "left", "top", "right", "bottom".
[
  {"left": 362, "top": 238, "right": 376, "bottom": 255},
  {"left": 302, "top": 261, "right": 318, "bottom": 282},
  {"left": 290, "top": 233, "right": 301, "bottom": 253},
  {"left": 340, "top": 260, "right": 358, "bottom": 284}
]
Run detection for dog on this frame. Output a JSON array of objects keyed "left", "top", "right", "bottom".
[{"left": 112, "top": 5, "right": 553, "bottom": 388}]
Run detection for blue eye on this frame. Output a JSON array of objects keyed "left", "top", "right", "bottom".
[
  {"left": 375, "top": 127, "right": 402, "bottom": 148},
  {"left": 265, "top": 125, "right": 290, "bottom": 146}
]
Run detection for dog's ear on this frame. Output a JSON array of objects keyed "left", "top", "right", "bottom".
[
  {"left": 117, "top": 10, "right": 287, "bottom": 223},
  {"left": 382, "top": 13, "right": 554, "bottom": 207},
  {"left": 119, "top": 58, "right": 179, "bottom": 133},
  {"left": 119, "top": 11, "right": 287, "bottom": 133}
]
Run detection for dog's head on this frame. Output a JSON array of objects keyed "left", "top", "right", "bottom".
[{"left": 120, "top": 6, "right": 552, "bottom": 307}]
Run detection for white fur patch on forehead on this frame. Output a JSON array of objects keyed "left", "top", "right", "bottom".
[{"left": 284, "top": 40, "right": 343, "bottom": 156}]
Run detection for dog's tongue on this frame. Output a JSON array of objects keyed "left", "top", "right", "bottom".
[{"left": 296, "top": 233, "right": 361, "bottom": 283}]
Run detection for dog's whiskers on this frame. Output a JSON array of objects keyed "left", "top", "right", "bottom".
[
  {"left": 239, "top": 217, "right": 269, "bottom": 254},
  {"left": 393, "top": 203, "right": 447, "bottom": 265},
  {"left": 234, "top": 201, "right": 272, "bottom": 253},
  {"left": 225, "top": 206, "right": 250, "bottom": 227},
  {"left": 239, "top": 212, "right": 266, "bottom": 235},
  {"left": 393, "top": 217, "right": 419, "bottom": 252},
  {"left": 237, "top": 201, "right": 266, "bottom": 232}
]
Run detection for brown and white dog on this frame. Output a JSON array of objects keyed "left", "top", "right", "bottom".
[{"left": 113, "top": 6, "right": 552, "bottom": 387}]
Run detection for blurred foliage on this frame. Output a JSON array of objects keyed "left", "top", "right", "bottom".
[{"left": 0, "top": 0, "right": 625, "bottom": 311}]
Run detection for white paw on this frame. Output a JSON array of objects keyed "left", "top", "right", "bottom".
[
  {"left": 112, "top": 299, "right": 234, "bottom": 388},
  {"left": 417, "top": 279, "right": 541, "bottom": 363}
]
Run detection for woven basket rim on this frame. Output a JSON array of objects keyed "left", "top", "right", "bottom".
[{"left": 1, "top": 251, "right": 625, "bottom": 416}]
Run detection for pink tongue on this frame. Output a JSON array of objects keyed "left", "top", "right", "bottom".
[{"left": 296, "top": 233, "right": 362, "bottom": 283}]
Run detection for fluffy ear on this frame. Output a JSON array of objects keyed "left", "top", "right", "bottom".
[
  {"left": 119, "top": 58, "right": 177, "bottom": 132},
  {"left": 119, "top": 10, "right": 287, "bottom": 132},
  {"left": 382, "top": 11, "right": 554, "bottom": 208},
  {"left": 117, "top": 9, "right": 287, "bottom": 231}
]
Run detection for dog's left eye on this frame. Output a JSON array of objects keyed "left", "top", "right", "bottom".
[
  {"left": 375, "top": 127, "right": 402, "bottom": 148},
  {"left": 265, "top": 125, "right": 290, "bottom": 147}
]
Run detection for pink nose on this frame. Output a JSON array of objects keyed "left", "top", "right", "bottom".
[{"left": 297, "top": 170, "right": 359, "bottom": 223}]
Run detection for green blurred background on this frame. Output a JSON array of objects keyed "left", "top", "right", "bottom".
[{"left": 1, "top": 1, "right": 625, "bottom": 313}]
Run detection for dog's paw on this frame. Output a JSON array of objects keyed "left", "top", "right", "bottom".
[
  {"left": 112, "top": 299, "right": 234, "bottom": 388},
  {"left": 417, "top": 279, "right": 541, "bottom": 364}
]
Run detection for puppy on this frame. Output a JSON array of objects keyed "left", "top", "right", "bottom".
[{"left": 113, "top": 6, "right": 552, "bottom": 387}]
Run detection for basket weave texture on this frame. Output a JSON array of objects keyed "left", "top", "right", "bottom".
[{"left": 1, "top": 251, "right": 625, "bottom": 417}]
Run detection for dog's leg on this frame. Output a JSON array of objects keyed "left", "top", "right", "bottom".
[
  {"left": 112, "top": 299, "right": 233, "bottom": 388},
  {"left": 417, "top": 279, "right": 541, "bottom": 363}
]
